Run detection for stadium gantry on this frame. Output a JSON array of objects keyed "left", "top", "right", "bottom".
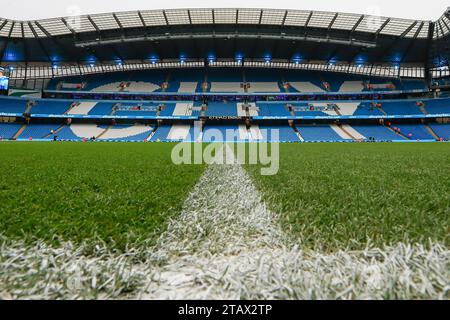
[{"left": 0, "top": 8, "right": 449, "bottom": 142}]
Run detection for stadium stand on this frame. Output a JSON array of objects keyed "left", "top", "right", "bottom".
[
  {"left": 393, "top": 124, "right": 436, "bottom": 140},
  {"left": 296, "top": 125, "right": 351, "bottom": 142},
  {"left": 258, "top": 125, "right": 300, "bottom": 142},
  {"left": 18, "top": 124, "right": 61, "bottom": 139},
  {"left": 0, "top": 97, "right": 27, "bottom": 114},
  {"left": 428, "top": 123, "right": 450, "bottom": 140},
  {"left": 257, "top": 103, "right": 291, "bottom": 117},
  {"left": 350, "top": 125, "right": 407, "bottom": 141},
  {"left": 1, "top": 7, "right": 448, "bottom": 144},
  {"left": 0, "top": 123, "right": 22, "bottom": 139},
  {"left": 205, "top": 102, "right": 238, "bottom": 117},
  {"left": 203, "top": 125, "right": 248, "bottom": 142},
  {"left": 30, "top": 100, "right": 73, "bottom": 115}
]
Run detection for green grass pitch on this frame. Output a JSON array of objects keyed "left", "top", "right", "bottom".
[
  {"left": 0, "top": 142, "right": 206, "bottom": 250},
  {"left": 0, "top": 142, "right": 448, "bottom": 252},
  {"left": 246, "top": 143, "right": 450, "bottom": 251}
]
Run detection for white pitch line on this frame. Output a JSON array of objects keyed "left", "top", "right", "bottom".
[
  {"left": 0, "top": 144, "right": 448, "bottom": 299},
  {"left": 136, "top": 144, "right": 449, "bottom": 300}
]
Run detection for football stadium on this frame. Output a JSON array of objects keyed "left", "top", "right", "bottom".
[{"left": 0, "top": 1, "right": 449, "bottom": 301}]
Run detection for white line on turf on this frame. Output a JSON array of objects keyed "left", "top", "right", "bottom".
[
  {"left": 135, "top": 144, "right": 449, "bottom": 299},
  {"left": 0, "top": 144, "right": 448, "bottom": 299}
]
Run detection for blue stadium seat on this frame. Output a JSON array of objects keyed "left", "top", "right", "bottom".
[
  {"left": 0, "top": 123, "right": 22, "bottom": 139},
  {"left": 0, "top": 97, "right": 27, "bottom": 114},
  {"left": 205, "top": 102, "right": 238, "bottom": 117}
]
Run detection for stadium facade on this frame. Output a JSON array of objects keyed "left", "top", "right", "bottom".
[{"left": 0, "top": 8, "right": 449, "bottom": 142}]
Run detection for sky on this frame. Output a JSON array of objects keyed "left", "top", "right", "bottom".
[{"left": 0, "top": 0, "right": 447, "bottom": 21}]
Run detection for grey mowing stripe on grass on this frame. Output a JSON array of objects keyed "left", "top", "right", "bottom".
[{"left": 0, "top": 144, "right": 449, "bottom": 299}]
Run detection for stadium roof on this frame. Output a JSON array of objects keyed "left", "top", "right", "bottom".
[
  {"left": 0, "top": 8, "right": 434, "bottom": 38},
  {"left": 0, "top": 8, "right": 448, "bottom": 76}
]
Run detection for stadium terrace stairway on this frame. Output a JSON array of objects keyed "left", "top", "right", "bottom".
[
  {"left": 424, "top": 124, "right": 440, "bottom": 140},
  {"left": 386, "top": 126, "right": 411, "bottom": 140},
  {"left": 12, "top": 124, "right": 27, "bottom": 140}
]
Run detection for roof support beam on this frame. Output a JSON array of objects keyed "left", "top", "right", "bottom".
[
  {"left": 187, "top": 10, "right": 192, "bottom": 25},
  {"left": 0, "top": 22, "right": 14, "bottom": 63},
  {"left": 400, "top": 22, "right": 425, "bottom": 63},
  {"left": 400, "top": 21, "right": 418, "bottom": 38},
  {"left": 328, "top": 13, "right": 339, "bottom": 31},
  {"left": 28, "top": 22, "right": 52, "bottom": 63},
  {"left": 425, "top": 22, "right": 435, "bottom": 86},
  {"left": 305, "top": 11, "right": 313, "bottom": 28},
  {"left": 61, "top": 18, "right": 77, "bottom": 40},
  {"left": 162, "top": 10, "right": 169, "bottom": 26},
  {"left": 0, "top": 20, "right": 8, "bottom": 33},
  {"left": 351, "top": 15, "right": 365, "bottom": 33},
  {"left": 21, "top": 23, "right": 29, "bottom": 79},
  {"left": 281, "top": 10, "right": 288, "bottom": 26},
  {"left": 375, "top": 18, "right": 390, "bottom": 37},
  {"left": 0, "top": 39, "right": 9, "bottom": 65},
  {"left": 35, "top": 21, "right": 81, "bottom": 63},
  {"left": 87, "top": 15, "right": 102, "bottom": 34}
]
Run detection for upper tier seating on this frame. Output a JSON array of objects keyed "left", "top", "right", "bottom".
[
  {"left": 88, "top": 103, "right": 117, "bottom": 116},
  {"left": 423, "top": 99, "right": 450, "bottom": 114},
  {"left": 208, "top": 69, "right": 244, "bottom": 93},
  {"left": 114, "top": 102, "right": 159, "bottom": 117},
  {"left": 381, "top": 101, "right": 423, "bottom": 115},
  {"left": 47, "top": 69, "right": 428, "bottom": 93},
  {"left": 205, "top": 102, "right": 238, "bottom": 117},
  {"left": 30, "top": 100, "right": 73, "bottom": 115},
  {"left": 0, "top": 97, "right": 27, "bottom": 114},
  {"left": 256, "top": 103, "right": 291, "bottom": 117},
  {"left": 353, "top": 102, "right": 385, "bottom": 116},
  {"left": 167, "top": 69, "right": 204, "bottom": 93},
  {"left": 67, "top": 101, "right": 98, "bottom": 115},
  {"left": 245, "top": 70, "right": 281, "bottom": 93}
]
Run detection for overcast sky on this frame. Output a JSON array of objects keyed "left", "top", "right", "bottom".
[{"left": 0, "top": 0, "right": 447, "bottom": 21}]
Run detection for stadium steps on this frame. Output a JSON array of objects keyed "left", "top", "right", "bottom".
[
  {"left": 96, "top": 125, "right": 112, "bottom": 139},
  {"left": 424, "top": 124, "right": 440, "bottom": 140},
  {"left": 43, "top": 124, "right": 65, "bottom": 139},
  {"left": 24, "top": 101, "right": 34, "bottom": 114},
  {"left": 419, "top": 105, "right": 428, "bottom": 115},
  {"left": 64, "top": 102, "right": 79, "bottom": 115},
  {"left": 330, "top": 124, "right": 353, "bottom": 139},
  {"left": 202, "top": 73, "right": 208, "bottom": 93},
  {"left": 386, "top": 126, "right": 410, "bottom": 140},
  {"left": 288, "top": 104, "right": 296, "bottom": 116},
  {"left": 12, "top": 124, "right": 27, "bottom": 139},
  {"left": 338, "top": 124, "right": 356, "bottom": 139},
  {"left": 111, "top": 104, "right": 119, "bottom": 116},
  {"left": 291, "top": 123, "right": 305, "bottom": 142},
  {"left": 145, "top": 126, "right": 158, "bottom": 142},
  {"left": 377, "top": 105, "right": 388, "bottom": 116},
  {"left": 280, "top": 74, "right": 289, "bottom": 92}
]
